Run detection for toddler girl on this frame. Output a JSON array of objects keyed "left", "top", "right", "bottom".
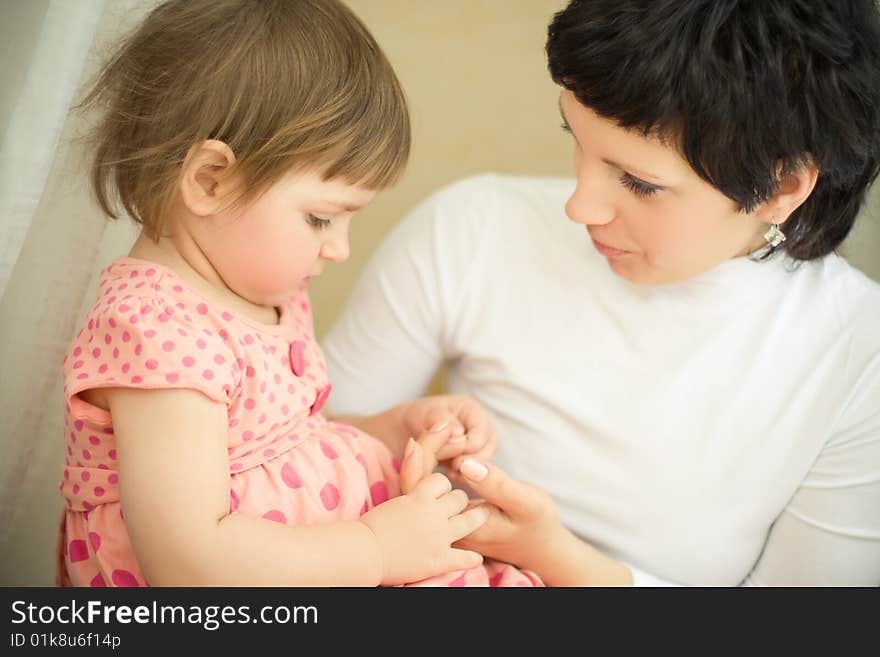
[{"left": 56, "top": 0, "right": 540, "bottom": 588}]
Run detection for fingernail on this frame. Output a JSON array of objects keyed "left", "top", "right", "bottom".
[
  {"left": 429, "top": 420, "right": 449, "bottom": 432},
  {"left": 404, "top": 437, "right": 415, "bottom": 459},
  {"left": 460, "top": 458, "right": 488, "bottom": 481}
]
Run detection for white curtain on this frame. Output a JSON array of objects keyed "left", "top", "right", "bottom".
[{"left": 0, "top": 0, "right": 151, "bottom": 585}]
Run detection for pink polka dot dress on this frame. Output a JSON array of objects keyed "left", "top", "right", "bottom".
[{"left": 56, "top": 258, "right": 541, "bottom": 588}]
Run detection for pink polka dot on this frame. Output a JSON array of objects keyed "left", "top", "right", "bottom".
[
  {"left": 94, "top": 486, "right": 105, "bottom": 497},
  {"left": 202, "top": 369, "right": 214, "bottom": 380},
  {"left": 92, "top": 348, "right": 101, "bottom": 358},
  {"left": 309, "top": 384, "right": 332, "bottom": 416},
  {"left": 177, "top": 328, "right": 188, "bottom": 337},
  {"left": 89, "top": 532, "right": 101, "bottom": 552},
  {"left": 122, "top": 331, "right": 131, "bottom": 342},
  {"left": 289, "top": 341, "right": 305, "bottom": 376},
  {"left": 280, "top": 405, "right": 289, "bottom": 415},
  {"left": 214, "top": 354, "right": 225, "bottom": 365},
  {"left": 173, "top": 285, "right": 183, "bottom": 293},
  {"left": 108, "top": 449, "right": 116, "bottom": 460},
  {"left": 144, "top": 329, "right": 156, "bottom": 338},
  {"left": 229, "top": 489, "right": 239, "bottom": 512},
  {"left": 122, "top": 363, "right": 130, "bottom": 374},
  {"left": 81, "top": 471, "right": 91, "bottom": 482},
  {"left": 129, "top": 271, "right": 138, "bottom": 279},
  {"left": 129, "top": 314, "right": 139, "bottom": 324},
  {"left": 182, "top": 356, "right": 195, "bottom": 367},
  {"left": 74, "top": 420, "right": 84, "bottom": 431},
  {"left": 63, "top": 469, "right": 70, "bottom": 480},
  {"left": 82, "top": 449, "right": 91, "bottom": 460},
  {"left": 89, "top": 435, "right": 100, "bottom": 446},
  {"left": 242, "top": 430, "right": 254, "bottom": 442},
  {"left": 98, "top": 364, "right": 108, "bottom": 374},
  {"left": 258, "top": 413, "right": 267, "bottom": 424},
  {"left": 90, "top": 573, "right": 106, "bottom": 587},
  {"left": 262, "top": 510, "right": 286, "bottom": 524},
  {"left": 73, "top": 346, "right": 82, "bottom": 357},
  {"left": 219, "top": 329, "right": 229, "bottom": 340},
  {"left": 108, "top": 474, "right": 118, "bottom": 484},
  {"left": 320, "top": 441, "right": 338, "bottom": 459},
  {"left": 355, "top": 454, "right": 368, "bottom": 470},
  {"left": 196, "top": 339, "right": 207, "bottom": 350},
  {"left": 243, "top": 334, "right": 254, "bottom": 345},
  {"left": 165, "top": 372, "right": 179, "bottom": 383},
  {"left": 489, "top": 571, "right": 505, "bottom": 587},
  {"left": 244, "top": 398, "right": 255, "bottom": 410},
  {"left": 134, "top": 344, "right": 143, "bottom": 356},
  {"left": 118, "top": 304, "right": 130, "bottom": 313},
  {"left": 448, "top": 572, "right": 467, "bottom": 587},
  {"left": 145, "top": 359, "right": 158, "bottom": 370},
  {"left": 111, "top": 569, "right": 139, "bottom": 587},
  {"left": 246, "top": 366, "right": 255, "bottom": 377},
  {"left": 320, "top": 483, "right": 340, "bottom": 510},
  {"left": 112, "top": 347, "right": 119, "bottom": 359},
  {"left": 69, "top": 540, "right": 89, "bottom": 562},
  {"left": 162, "top": 340, "right": 175, "bottom": 352},
  {"left": 76, "top": 373, "right": 88, "bottom": 380},
  {"left": 370, "top": 482, "right": 389, "bottom": 506},
  {"left": 145, "top": 268, "right": 156, "bottom": 277},
  {"left": 73, "top": 360, "right": 84, "bottom": 369},
  {"left": 222, "top": 312, "right": 233, "bottom": 321},
  {"left": 197, "top": 303, "right": 208, "bottom": 315},
  {"left": 280, "top": 463, "right": 302, "bottom": 489},
  {"left": 104, "top": 333, "right": 112, "bottom": 345},
  {"left": 131, "top": 376, "right": 142, "bottom": 384},
  {"left": 230, "top": 462, "right": 243, "bottom": 471},
  {"left": 262, "top": 448, "right": 275, "bottom": 458}
]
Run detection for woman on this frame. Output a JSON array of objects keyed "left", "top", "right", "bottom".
[{"left": 322, "top": 0, "right": 880, "bottom": 585}]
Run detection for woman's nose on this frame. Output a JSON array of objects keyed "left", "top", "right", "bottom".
[{"left": 565, "top": 176, "right": 615, "bottom": 226}]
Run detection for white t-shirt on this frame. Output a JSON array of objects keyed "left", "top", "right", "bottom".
[{"left": 322, "top": 174, "right": 880, "bottom": 586}]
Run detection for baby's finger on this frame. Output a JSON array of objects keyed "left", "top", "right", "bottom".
[
  {"left": 443, "top": 548, "right": 484, "bottom": 573},
  {"left": 439, "top": 487, "right": 469, "bottom": 517},
  {"left": 447, "top": 504, "right": 490, "bottom": 542},
  {"left": 413, "top": 471, "right": 453, "bottom": 500},
  {"left": 399, "top": 438, "right": 424, "bottom": 494}
]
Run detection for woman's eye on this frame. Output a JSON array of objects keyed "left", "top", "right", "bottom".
[
  {"left": 619, "top": 173, "right": 661, "bottom": 198},
  {"left": 306, "top": 214, "right": 332, "bottom": 230}
]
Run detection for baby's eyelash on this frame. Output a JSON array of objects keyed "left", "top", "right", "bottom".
[
  {"left": 306, "top": 214, "right": 332, "bottom": 230},
  {"left": 619, "top": 173, "right": 660, "bottom": 198}
]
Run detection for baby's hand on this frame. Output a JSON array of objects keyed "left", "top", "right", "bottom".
[
  {"left": 359, "top": 443, "right": 488, "bottom": 586},
  {"left": 399, "top": 395, "right": 498, "bottom": 480}
]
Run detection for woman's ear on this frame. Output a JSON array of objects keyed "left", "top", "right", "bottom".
[
  {"left": 756, "top": 160, "right": 819, "bottom": 227},
  {"left": 179, "top": 140, "right": 237, "bottom": 216}
]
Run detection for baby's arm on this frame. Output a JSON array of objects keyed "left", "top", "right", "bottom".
[{"left": 107, "top": 386, "right": 486, "bottom": 586}]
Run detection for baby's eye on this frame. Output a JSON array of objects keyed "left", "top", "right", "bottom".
[
  {"left": 306, "top": 214, "right": 332, "bottom": 230},
  {"left": 619, "top": 173, "right": 661, "bottom": 198}
]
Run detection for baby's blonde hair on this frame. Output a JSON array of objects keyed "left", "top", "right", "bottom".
[{"left": 80, "top": 0, "right": 410, "bottom": 239}]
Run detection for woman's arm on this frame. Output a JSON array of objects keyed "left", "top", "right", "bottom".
[{"left": 108, "top": 387, "right": 486, "bottom": 586}]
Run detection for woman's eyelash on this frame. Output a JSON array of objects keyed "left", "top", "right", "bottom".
[
  {"left": 560, "top": 121, "right": 572, "bottom": 134},
  {"left": 619, "top": 173, "right": 660, "bottom": 198},
  {"left": 307, "top": 214, "right": 332, "bottom": 230}
]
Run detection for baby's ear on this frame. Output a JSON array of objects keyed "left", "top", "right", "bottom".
[{"left": 179, "top": 139, "right": 237, "bottom": 216}]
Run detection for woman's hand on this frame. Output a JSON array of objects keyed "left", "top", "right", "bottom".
[
  {"left": 448, "top": 458, "right": 564, "bottom": 572},
  {"left": 398, "top": 395, "right": 498, "bottom": 484},
  {"left": 359, "top": 439, "right": 489, "bottom": 586},
  {"left": 450, "top": 458, "right": 634, "bottom": 586}
]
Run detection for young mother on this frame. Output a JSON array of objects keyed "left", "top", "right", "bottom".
[{"left": 324, "top": 0, "right": 880, "bottom": 585}]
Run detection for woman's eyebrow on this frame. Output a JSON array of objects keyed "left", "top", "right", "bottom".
[{"left": 558, "top": 99, "right": 667, "bottom": 185}]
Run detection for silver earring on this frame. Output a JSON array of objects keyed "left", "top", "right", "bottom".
[{"left": 763, "top": 223, "right": 786, "bottom": 248}]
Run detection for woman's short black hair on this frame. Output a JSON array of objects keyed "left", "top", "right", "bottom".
[{"left": 547, "top": 0, "right": 880, "bottom": 260}]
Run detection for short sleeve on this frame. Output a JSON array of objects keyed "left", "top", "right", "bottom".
[{"left": 63, "top": 293, "right": 237, "bottom": 407}]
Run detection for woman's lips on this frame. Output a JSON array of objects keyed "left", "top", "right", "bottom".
[{"left": 591, "top": 238, "right": 630, "bottom": 258}]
